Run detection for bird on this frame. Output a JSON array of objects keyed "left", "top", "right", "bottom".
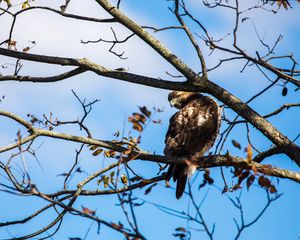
[{"left": 164, "top": 91, "right": 221, "bottom": 199}]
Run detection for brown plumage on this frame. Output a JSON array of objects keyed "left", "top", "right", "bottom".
[{"left": 164, "top": 91, "right": 221, "bottom": 199}]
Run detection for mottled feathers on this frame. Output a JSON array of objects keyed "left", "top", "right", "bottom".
[{"left": 164, "top": 91, "right": 221, "bottom": 199}]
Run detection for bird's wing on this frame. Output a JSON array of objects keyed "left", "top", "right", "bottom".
[{"left": 164, "top": 99, "right": 220, "bottom": 158}]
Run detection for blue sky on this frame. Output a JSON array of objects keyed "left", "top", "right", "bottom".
[{"left": 0, "top": 0, "right": 300, "bottom": 239}]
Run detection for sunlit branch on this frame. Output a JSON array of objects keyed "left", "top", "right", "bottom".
[
  {"left": 47, "top": 174, "right": 165, "bottom": 198},
  {"left": 0, "top": 47, "right": 299, "bottom": 166},
  {"left": 0, "top": 1, "right": 299, "bottom": 239},
  {"left": 0, "top": 67, "right": 86, "bottom": 82},
  {"left": 0, "top": 47, "right": 193, "bottom": 90},
  {"left": 0, "top": 1, "right": 300, "bottom": 163},
  {"left": 0, "top": 111, "right": 300, "bottom": 184}
]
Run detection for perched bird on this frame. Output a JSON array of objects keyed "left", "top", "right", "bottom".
[{"left": 164, "top": 91, "right": 221, "bottom": 199}]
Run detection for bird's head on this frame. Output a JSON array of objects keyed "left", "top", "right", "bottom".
[{"left": 168, "top": 91, "right": 199, "bottom": 109}]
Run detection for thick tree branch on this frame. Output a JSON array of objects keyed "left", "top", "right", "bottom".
[
  {"left": 203, "top": 80, "right": 300, "bottom": 164},
  {"left": 0, "top": 47, "right": 190, "bottom": 89},
  {"left": 0, "top": 2, "right": 299, "bottom": 239},
  {"left": 93, "top": 0, "right": 300, "bottom": 164},
  {"left": 41, "top": 154, "right": 300, "bottom": 197},
  {"left": 0, "top": 110, "right": 299, "bottom": 185},
  {"left": 0, "top": 46, "right": 299, "bottom": 165}
]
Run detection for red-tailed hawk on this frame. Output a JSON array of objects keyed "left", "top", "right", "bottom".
[{"left": 164, "top": 91, "right": 221, "bottom": 199}]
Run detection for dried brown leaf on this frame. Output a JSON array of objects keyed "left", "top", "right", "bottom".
[
  {"left": 133, "top": 122, "right": 143, "bottom": 132},
  {"left": 233, "top": 167, "right": 243, "bottom": 178},
  {"left": 110, "top": 171, "right": 115, "bottom": 178},
  {"left": 22, "top": 1, "right": 30, "bottom": 9},
  {"left": 139, "top": 106, "right": 151, "bottom": 118},
  {"left": 23, "top": 46, "right": 30, "bottom": 52},
  {"left": 246, "top": 174, "right": 255, "bottom": 190},
  {"left": 92, "top": 148, "right": 103, "bottom": 156},
  {"left": 89, "top": 145, "right": 99, "bottom": 151},
  {"left": 282, "top": 86, "right": 288, "bottom": 96},
  {"left": 173, "top": 233, "right": 186, "bottom": 239},
  {"left": 204, "top": 169, "right": 214, "bottom": 185},
  {"left": 133, "top": 112, "right": 147, "bottom": 124},
  {"left": 103, "top": 175, "right": 110, "bottom": 188},
  {"left": 232, "top": 184, "right": 240, "bottom": 191},
  {"left": 97, "top": 178, "right": 102, "bottom": 185},
  {"left": 81, "top": 206, "right": 96, "bottom": 216},
  {"left": 270, "top": 185, "right": 277, "bottom": 193},
  {"left": 8, "top": 40, "right": 16, "bottom": 47},
  {"left": 152, "top": 119, "right": 162, "bottom": 124},
  {"left": 104, "top": 150, "right": 116, "bottom": 158},
  {"left": 175, "top": 227, "right": 187, "bottom": 232},
  {"left": 277, "top": 0, "right": 289, "bottom": 10},
  {"left": 258, "top": 175, "right": 271, "bottom": 189},
  {"left": 245, "top": 144, "right": 252, "bottom": 163},
  {"left": 238, "top": 170, "right": 250, "bottom": 185},
  {"left": 120, "top": 174, "right": 128, "bottom": 185},
  {"left": 232, "top": 139, "right": 241, "bottom": 149},
  {"left": 144, "top": 183, "right": 157, "bottom": 195},
  {"left": 4, "top": 0, "right": 12, "bottom": 7}
]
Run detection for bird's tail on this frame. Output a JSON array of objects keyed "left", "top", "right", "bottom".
[{"left": 166, "top": 164, "right": 196, "bottom": 199}]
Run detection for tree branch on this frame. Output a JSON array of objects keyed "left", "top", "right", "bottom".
[
  {"left": 94, "top": 0, "right": 198, "bottom": 81},
  {"left": 0, "top": 67, "right": 86, "bottom": 82},
  {"left": 91, "top": 0, "right": 300, "bottom": 165},
  {"left": 0, "top": 46, "right": 299, "bottom": 164},
  {"left": 174, "top": 0, "right": 207, "bottom": 78},
  {"left": 0, "top": 110, "right": 299, "bottom": 185}
]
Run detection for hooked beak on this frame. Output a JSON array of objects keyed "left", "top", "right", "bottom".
[{"left": 169, "top": 99, "right": 176, "bottom": 108}]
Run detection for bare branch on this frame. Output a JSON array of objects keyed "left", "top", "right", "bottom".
[
  {"left": 142, "top": 25, "right": 184, "bottom": 32},
  {"left": 1, "top": 47, "right": 299, "bottom": 165},
  {"left": 5, "top": 6, "right": 116, "bottom": 24},
  {"left": 174, "top": 0, "right": 207, "bottom": 78},
  {"left": 0, "top": 111, "right": 299, "bottom": 185},
  {"left": 0, "top": 67, "right": 86, "bottom": 82},
  {"left": 94, "top": 0, "right": 198, "bottom": 81}
]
